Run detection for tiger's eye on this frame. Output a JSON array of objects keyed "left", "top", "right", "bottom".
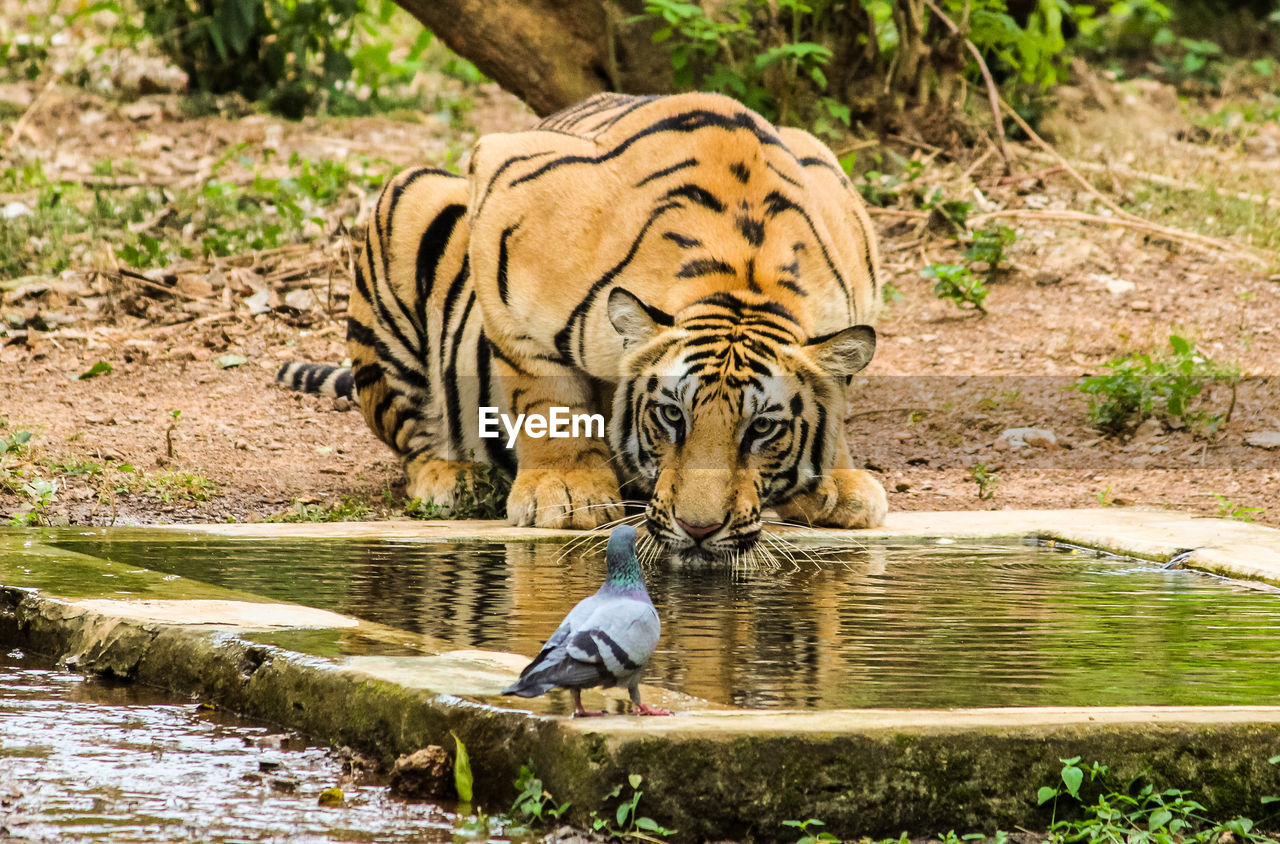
[
  {"left": 750, "top": 417, "right": 777, "bottom": 436},
  {"left": 660, "top": 405, "right": 683, "bottom": 425}
]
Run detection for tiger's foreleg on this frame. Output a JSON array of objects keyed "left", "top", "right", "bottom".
[
  {"left": 494, "top": 362, "right": 624, "bottom": 530},
  {"left": 774, "top": 440, "right": 888, "bottom": 529}
]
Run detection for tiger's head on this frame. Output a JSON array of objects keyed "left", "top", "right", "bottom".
[{"left": 607, "top": 287, "right": 876, "bottom": 562}]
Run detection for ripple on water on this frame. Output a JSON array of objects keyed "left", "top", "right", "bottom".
[{"left": 0, "top": 651, "right": 460, "bottom": 843}]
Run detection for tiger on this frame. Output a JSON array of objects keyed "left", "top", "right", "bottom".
[{"left": 276, "top": 92, "right": 887, "bottom": 562}]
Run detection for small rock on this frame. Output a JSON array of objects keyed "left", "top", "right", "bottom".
[
  {"left": 389, "top": 745, "right": 453, "bottom": 799},
  {"left": 175, "top": 275, "right": 214, "bottom": 299},
  {"left": 269, "top": 777, "right": 298, "bottom": 794},
  {"left": 1088, "top": 273, "right": 1135, "bottom": 296},
  {"left": 259, "top": 760, "right": 282, "bottom": 773},
  {"left": 894, "top": 482, "right": 910, "bottom": 493},
  {"left": 1131, "top": 418, "right": 1165, "bottom": 443},
  {"left": 2, "top": 201, "right": 31, "bottom": 220},
  {"left": 1244, "top": 431, "right": 1280, "bottom": 450},
  {"left": 998, "top": 427, "right": 1058, "bottom": 449},
  {"left": 317, "top": 787, "right": 344, "bottom": 807},
  {"left": 332, "top": 396, "right": 353, "bottom": 412},
  {"left": 266, "top": 441, "right": 286, "bottom": 451},
  {"left": 234, "top": 439, "right": 250, "bottom": 451},
  {"left": 1128, "top": 299, "right": 1153, "bottom": 311}
]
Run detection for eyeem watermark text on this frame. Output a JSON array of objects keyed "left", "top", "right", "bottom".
[{"left": 478, "top": 407, "right": 605, "bottom": 448}]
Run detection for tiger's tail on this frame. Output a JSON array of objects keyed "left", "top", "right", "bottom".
[{"left": 274, "top": 362, "right": 358, "bottom": 404}]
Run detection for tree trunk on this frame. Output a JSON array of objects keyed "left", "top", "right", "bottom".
[{"left": 394, "top": 0, "right": 675, "bottom": 117}]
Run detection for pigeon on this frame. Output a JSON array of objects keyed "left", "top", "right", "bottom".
[{"left": 502, "top": 525, "right": 670, "bottom": 716}]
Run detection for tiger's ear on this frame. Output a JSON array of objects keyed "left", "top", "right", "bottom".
[
  {"left": 806, "top": 325, "right": 876, "bottom": 376},
  {"left": 608, "top": 287, "right": 673, "bottom": 346}
]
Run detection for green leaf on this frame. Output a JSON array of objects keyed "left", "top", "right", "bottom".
[
  {"left": 636, "top": 817, "right": 663, "bottom": 831},
  {"left": 215, "top": 354, "right": 248, "bottom": 369},
  {"left": 1148, "top": 808, "right": 1172, "bottom": 829},
  {"left": 1261, "top": 796, "right": 1279, "bottom": 805},
  {"left": 215, "top": 0, "right": 256, "bottom": 55},
  {"left": 78, "top": 360, "right": 113, "bottom": 380},
  {"left": 1037, "top": 786, "right": 1057, "bottom": 805},
  {"left": 451, "top": 731, "right": 473, "bottom": 802},
  {"left": 1268, "top": 754, "right": 1280, "bottom": 764},
  {"left": 1061, "top": 764, "right": 1084, "bottom": 798},
  {"left": 617, "top": 802, "right": 631, "bottom": 826},
  {"left": 628, "top": 774, "right": 643, "bottom": 789}
]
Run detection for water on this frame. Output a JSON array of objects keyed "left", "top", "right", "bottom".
[
  {"left": 44, "top": 533, "right": 1280, "bottom": 710},
  {"left": 0, "top": 649, "right": 458, "bottom": 842}
]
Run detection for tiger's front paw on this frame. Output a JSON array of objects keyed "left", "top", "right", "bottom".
[
  {"left": 405, "top": 459, "right": 480, "bottom": 516},
  {"left": 507, "top": 468, "right": 623, "bottom": 529},
  {"left": 776, "top": 469, "right": 887, "bottom": 529}
]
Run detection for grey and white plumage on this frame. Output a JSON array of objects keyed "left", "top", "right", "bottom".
[{"left": 503, "top": 525, "right": 669, "bottom": 716}]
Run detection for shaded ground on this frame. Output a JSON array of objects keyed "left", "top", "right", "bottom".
[{"left": 1, "top": 57, "right": 1278, "bottom": 528}]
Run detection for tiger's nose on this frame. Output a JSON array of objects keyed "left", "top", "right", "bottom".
[{"left": 676, "top": 517, "right": 724, "bottom": 541}]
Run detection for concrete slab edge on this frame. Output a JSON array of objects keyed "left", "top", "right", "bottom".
[{"left": 3, "top": 585, "right": 1280, "bottom": 839}]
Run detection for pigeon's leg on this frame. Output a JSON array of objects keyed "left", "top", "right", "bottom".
[
  {"left": 629, "top": 687, "right": 671, "bottom": 717},
  {"left": 571, "top": 689, "right": 606, "bottom": 718}
]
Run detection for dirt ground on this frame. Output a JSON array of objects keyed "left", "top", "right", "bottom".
[{"left": 2, "top": 71, "right": 1278, "bottom": 530}]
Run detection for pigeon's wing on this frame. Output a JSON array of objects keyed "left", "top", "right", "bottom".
[
  {"left": 502, "top": 595, "right": 609, "bottom": 697},
  {"left": 565, "top": 595, "right": 661, "bottom": 681}
]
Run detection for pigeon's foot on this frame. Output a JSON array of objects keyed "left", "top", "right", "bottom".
[
  {"left": 632, "top": 702, "right": 672, "bottom": 716},
  {"left": 571, "top": 689, "right": 606, "bottom": 717}
]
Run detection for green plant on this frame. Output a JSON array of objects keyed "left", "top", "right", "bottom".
[
  {"left": 268, "top": 497, "right": 375, "bottom": 523},
  {"left": 451, "top": 731, "right": 473, "bottom": 804},
  {"left": 969, "top": 463, "right": 1000, "bottom": 500},
  {"left": 10, "top": 478, "right": 57, "bottom": 526},
  {"left": 637, "top": 0, "right": 845, "bottom": 130},
  {"left": 509, "top": 762, "right": 571, "bottom": 826},
  {"left": 590, "top": 774, "right": 677, "bottom": 842},
  {"left": 1, "top": 430, "right": 33, "bottom": 456},
  {"left": 1075, "top": 335, "right": 1239, "bottom": 436},
  {"left": 1037, "top": 756, "right": 1276, "bottom": 844},
  {"left": 1096, "top": 485, "right": 1114, "bottom": 507},
  {"left": 1213, "top": 493, "right": 1265, "bottom": 523},
  {"left": 964, "top": 225, "right": 1017, "bottom": 278},
  {"left": 783, "top": 818, "right": 839, "bottom": 844},
  {"left": 921, "top": 264, "right": 990, "bottom": 313},
  {"left": 145, "top": 471, "right": 215, "bottom": 504},
  {"left": 165, "top": 409, "right": 182, "bottom": 459},
  {"left": 405, "top": 462, "right": 510, "bottom": 520}
]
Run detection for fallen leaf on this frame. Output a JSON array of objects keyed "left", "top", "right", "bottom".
[{"left": 77, "top": 360, "right": 114, "bottom": 380}]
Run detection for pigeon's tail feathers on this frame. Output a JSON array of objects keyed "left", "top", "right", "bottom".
[
  {"left": 502, "top": 675, "right": 556, "bottom": 697},
  {"left": 503, "top": 656, "right": 609, "bottom": 697}
]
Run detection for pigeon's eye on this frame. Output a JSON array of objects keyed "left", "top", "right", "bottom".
[
  {"left": 659, "top": 404, "right": 683, "bottom": 426},
  {"left": 749, "top": 417, "right": 779, "bottom": 437}
]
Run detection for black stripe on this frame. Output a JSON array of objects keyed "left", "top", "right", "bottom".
[
  {"left": 745, "top": 257, "right": 761, "bottom": 293},
  {"left": 663, "top": 232, "right": 702, "bottom": 248},
  {"left": 636, "top": 157, "right": 698, "bottom": 188},
  {"left": 778, "top": 279, "right": 808, "bottom": 296},
  {"left": 510, "top": 108, "right": 783, "bottom": 189},
  {"left": 761, "top": 192, "right": 849, "bottom": 311},
  {"left": 439, "top": 255, "right": 471, "bottom": 364},
  {"left": 496, "top": 224, "right": 519, "bottom": 306},
  {"left": 443, "top": 293, "right": 476, "bottom": 458},
  {"left": 729, "top": 162, "right": 750, "bottom": 183},
  {"left": 676, "top": 258, "right": 735, "bottom": 279},
  {"left": 662, "top": 183, "right": 725, "bottom": 213},
  {"left": 352, "top": 362, "right": 384, "bottom": 389},
  {"left": 586, "top": 94, "right": 658, "bottom": 133},
  {"left": 594, "top": 631, "right": 642, "bottom": 672},
  {"left": 736, "top": 213, "right": 765, "bottom": 247},
  {"left": 414, "top": 203, "right": 466, "bottom": 329},
  {"left": 477, "top": 333, "right": 517, "bottom": 476},
  {"left": 766, "top": 161, "right": 803, "bottom": 188},
  {"left": 332, "top": 369, "right": 355, "bottom": 399},
  {"left": 347, "top": 319, "right": 429, "bottom": 390},
  {"left": 810, "top": 403, "right": 828, "bottom": 478}
]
